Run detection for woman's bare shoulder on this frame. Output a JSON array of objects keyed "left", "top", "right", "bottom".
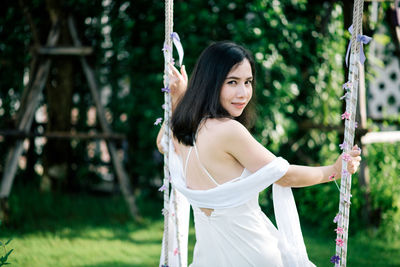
[{"left": 201, "top": 118, "right": 249, "bottom": 141}]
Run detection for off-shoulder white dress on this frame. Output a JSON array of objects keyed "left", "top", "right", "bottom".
[{"left": 160, "top": 138, "right": 315, "bottom": 267}]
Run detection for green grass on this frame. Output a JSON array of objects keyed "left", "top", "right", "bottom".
[
  {"left": 5, "top": 222, "right": 163, "bottom": 266},
  {"left": 1, "top": 186, "right": 399, "bottom": 266}
]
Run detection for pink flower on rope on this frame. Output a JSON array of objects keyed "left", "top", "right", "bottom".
[
  {"left": 342, "top": 169, "right": 349, "bottom": 176},
  {"left": 333, "top": 213, "right": 342, "bottom": 223},
  {"left": 329, "top": 174, "right": 336, "bottom": 181},
  {"left": 162, "top": 44, "right": 172, "bottom": 53},
  {"left": 342, "top": 153, "right": 351, "bottom": 162},
  {"left": 355, "top": 121, "right": 358, "bottom": 128},
  {"left": 336, "top": 238, "right": 344, "bottom": 247},
  {"left": 161, "top": 87, "right": 170, "bottom": 93},
  {"left": 154, "top": 117, "right": 163, "bottom": 126},
  {"left": 341, "top": 111, "right": 351, "bottom": 120},
  {"left": 339, "top": 141, "right": 346, "bottom": 150},
  {"left": 162, "top": 104, "right": 166, "bottom": 110},
  {"left": 158, "top": 184, "right": 167, "bottom": 192},
  {"left": 342, "top": 81, "right": 352, "bottom": 90},
  {"left": 335, "top": 227, "right": 344, "bottom": 234},
  {"left": 173, "top": 248, "right": 179, "bottom": 256}
]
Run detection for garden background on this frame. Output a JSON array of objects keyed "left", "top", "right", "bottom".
[{"left": 0, "top": 0, "right": 399, "bottom": 266}]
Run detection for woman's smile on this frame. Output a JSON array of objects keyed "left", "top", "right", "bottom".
[{"left": 232, "top": 102, "right": 247, "bottom": 109}]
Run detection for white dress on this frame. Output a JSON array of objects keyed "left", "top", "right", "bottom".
[{"left": 160, "top": 138, "right": 316, "bottom": 267}]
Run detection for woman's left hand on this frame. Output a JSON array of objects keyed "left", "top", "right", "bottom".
[{"left": 333, "top": 145, "right": 362, "bottom": 177}]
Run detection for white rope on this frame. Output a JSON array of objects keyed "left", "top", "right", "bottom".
[
  {"left": 162, "top": 1, "right": 184, "bottom": 266},
  {"left": 162, "top": 0, "right": 173, "bottom": 265},
  {"left": 335, "top": 0, "right": 365, "bottom": 266}
]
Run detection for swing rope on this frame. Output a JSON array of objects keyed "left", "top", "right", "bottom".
[
  {"left": 334, "top": 0, "right": 365, "bottom": 266},
  {"left": 161, "top": 0, "right": 184, "bottom": 266},
  {"left": 161, "top": 0, "right": 173, "bottom": 265}
]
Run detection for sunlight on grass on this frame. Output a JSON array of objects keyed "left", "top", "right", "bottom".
[
  {"left": 3, "top": 220, "right": 400, "bottom": 267},
  {"left": 2, "top": 186, "right": 399, "bottom": 267}
]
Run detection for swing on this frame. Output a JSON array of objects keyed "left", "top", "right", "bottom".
[
  {"left": 158, "top": 0, "right": 368, "bottom": 266},
  {"left": 159, "top": 1, "right": 188, "bottom": 266},
  {"left": 332, "top": 0, "right": 368, "bottom": 266}
]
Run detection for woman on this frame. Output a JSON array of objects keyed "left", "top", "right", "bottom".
[{"left": 157, "top": 41, "right": 361, "bottom": 266}]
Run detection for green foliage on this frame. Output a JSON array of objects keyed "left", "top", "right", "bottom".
[
  {"left": 297, "top": 142, "right": 400, "bottom": 241},
  {"left": 367, "top": 142, "right": 400, "bottom": 240},
  {"left": 103, "top": 0, "right": 348, "bottom": 198}
]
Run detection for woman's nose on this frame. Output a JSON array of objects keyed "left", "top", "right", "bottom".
[{"left": 236, "top": 83, "right": 247, "bottom": 97}]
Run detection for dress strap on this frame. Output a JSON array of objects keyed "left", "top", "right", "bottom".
[
  {"left": 193, "top": 143, "right": 220, "bottom": 186},
  {"left": 184, "top": 147, "right": 193, "bottom": 178}
]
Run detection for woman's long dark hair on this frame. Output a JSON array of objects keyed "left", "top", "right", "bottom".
[{"left": 171, "top": 41, "right": 256, "bottom": 146}]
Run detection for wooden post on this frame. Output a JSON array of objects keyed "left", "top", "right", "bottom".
[
  {"left": 0, "top": 23, "right": 60, "bottom": 207},
  {"left": 67, "top": 16, "right": 139, "bottom": 219},
  {"left": 37, "top": 46, "right": 93, "bottom": 56},
  {"left": 0, "top": 130, "right": 126, "bottom": 140}
]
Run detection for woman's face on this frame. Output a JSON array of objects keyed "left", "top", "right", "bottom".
[{"left": 220, "top": 59, "right": 253, "bottom": 117}]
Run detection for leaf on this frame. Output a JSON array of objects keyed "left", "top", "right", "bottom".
[
  {"left": 372, "top": 33, "right": 391, "bottom": 45},
  {"left": 4, "top": 240, "right": 11, "bottom": 246},
  {"left": 0, "top": 249, "right": 13, "bottom": 266}
]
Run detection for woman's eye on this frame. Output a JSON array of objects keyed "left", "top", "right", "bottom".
[
  {"left": 227, "top": 80, "right": 237, "bottom": 85},
  {"left": 245, "top": 80, "right": 252, "bottom": 85}
]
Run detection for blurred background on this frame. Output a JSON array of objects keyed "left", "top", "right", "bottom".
[{"left": 0, "top": 0, "right": 399, "bottom": 266}]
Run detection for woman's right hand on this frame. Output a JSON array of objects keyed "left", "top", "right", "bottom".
[{"left": 167, "top": 63, "right": 188, "bottom": 109}]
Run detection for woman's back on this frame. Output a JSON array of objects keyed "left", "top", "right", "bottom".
[
  {"left": 172, "top": 119, "right": 301, "bottom": 267},
  {"left": 174, "top": 118, "right": 247, "bottom": 191}
]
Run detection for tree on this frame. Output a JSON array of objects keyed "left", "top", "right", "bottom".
[{"left": 41, "top": 0, "right": 74, "bottom": 191}]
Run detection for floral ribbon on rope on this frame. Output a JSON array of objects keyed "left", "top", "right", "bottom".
[
  {"left": 162, "top": 32, "right": 184, "bottom": 67},
  {"left": 345, "top": 25, "right": 372, "bottom": 67},
  {"left": 161, "top": 32, "right": 184, "bottom": 97},
  {"left": 171, "top": 32, "right": 184, "bottom": 67}
]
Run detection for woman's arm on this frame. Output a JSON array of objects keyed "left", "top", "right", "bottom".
[
  {"left": 220, "top": 119, "right": 361, "bottom": 188},
  {"left": 156, "top": 64, "right": 188, "bottom": 154},
  {"left": 277, "top": 149, "right": 360, "bottom": 187}
]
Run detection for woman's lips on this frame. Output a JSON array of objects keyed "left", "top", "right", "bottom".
[{"left": 232, "top": 102, "right": 246, "bottom": 109}]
